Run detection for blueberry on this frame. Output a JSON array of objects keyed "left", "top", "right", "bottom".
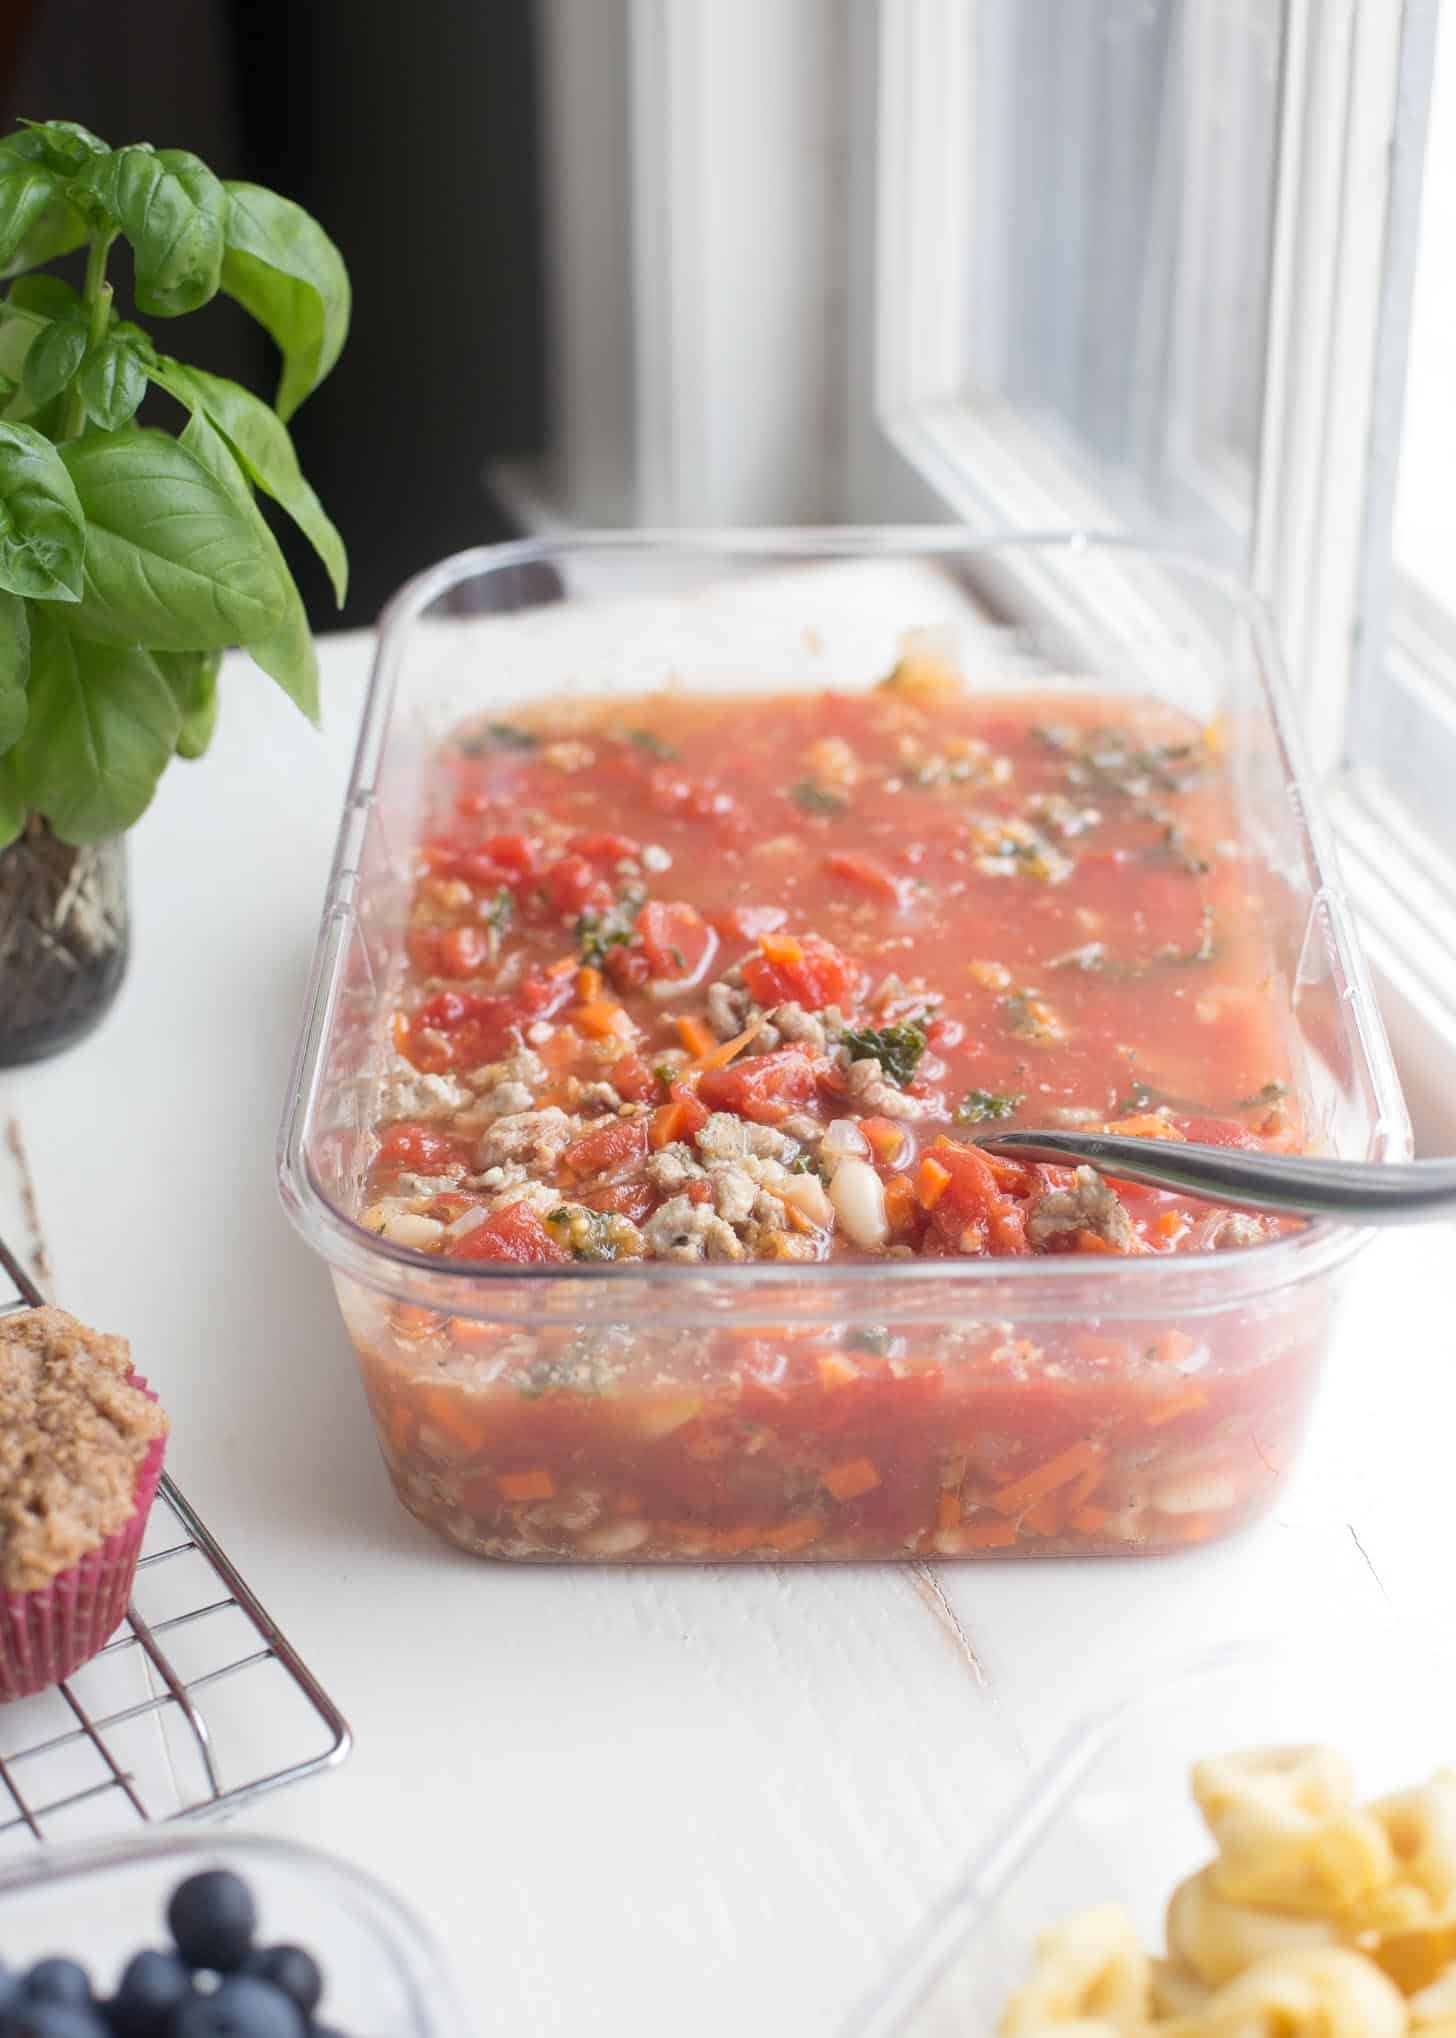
[
  {"left": 238, "top": 1952, "right": 320, "bottom": 2021},
  {"left": 23, "top": 1964, "right": 91, "bottom": 2007},
  {"left": 166, "top": 1873, "right": 258, "bottom": 1973},
  {"left": 108, "top": 1952, "right": 192, "bottom": 2038},
  {"left": 169, "top": 1978, "right": 303, "bottom": 2038},
  {"left": 5, "top": 2007, "right": 110, "bottom": 2038}
]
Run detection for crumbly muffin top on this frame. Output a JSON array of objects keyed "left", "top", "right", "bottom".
[{"left": 0, "top": 1306, "right": 167, "bottom": 1593}]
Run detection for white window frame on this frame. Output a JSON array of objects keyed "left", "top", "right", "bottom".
[{"left": 502, "top": 0, "right": 1456, "bottom": 1140}]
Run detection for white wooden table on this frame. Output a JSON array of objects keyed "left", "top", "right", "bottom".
[{"left": 2, "top": 632, "right": 1451, "bottom": 2037}]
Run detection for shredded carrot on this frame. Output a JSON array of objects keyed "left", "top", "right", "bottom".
[
  {"left": 988, "top": 1439, "right": 1105, "bottom": 1518},
  {"left": 967, "top": 960, "right": 1013, "bottom": 991},
  {"left": 546, "top": 954, "right": 577, "bottom": 976},
  {"left": 1068, "top": 1505, "right": 1111, "bottom": 1536},
  {"left": 1144, "top": 1388, "right": 1210, "bottom": 1428},
  {"left": 675, "top": 1014, "right": 717, "bottom": 1058},
  {"left": 1020, "top": 1495, "right": 1063, "bottom": 1538},
  {"left": 821, "top": 1456, "right": 881, "bottom": 1502},
  {"left": 861, "top": 1116, "right": 908, "bottom": 1166},
  {"left": 447, "top": 1317, "right": 497, "bottom": 1352},
  {"left": 1104, "top": 1112, "right": 1185, "bottom": 1141},
  {"left": 816, "top": 1353, "right": 860, "bottom": 1391},
  {"left": 1155, "top": 1211, "right": 1185, "bottom": 1241},
  {"left": 1062, "top": 1456, "right": 1105, "bottom": 1515},
  {"left": 760, "top": 1515, "right": 824, "bottom": 1553},
  {"left": 650, "top": 1099, "right": 687, "bottom": 1149},
  {"left": 936, "top": 1490, "right": 962, "bottom": 1533},
  {"left": 574, "top": 997, "right": 631, "bottom": 1039},
  {"left": 883, "top": 1173, "right": 918, "bottom": 1233},
  {"left": 499, "top": 1468, "right": 555, "bottom": 1503},
  {"left": 1074, "top": 1229, "right": 1118, "bottom": 1255},
  {"left": 688, "top": 1015, "right": 764, "bottom": 1071},
  {"left": 760, "top": 932, "right": 803, "bottom": 965},
  {"left": 916, "top": 1156, "right": 952, "bottom": 1208},
  {"left": 422, "top": 1390, "right": 483, "bottom": 1450},
  {"left": 576, "top": 964, "right": 603, "bottom": 1002},
  {"left": 960, "top": 1516, "right": 1020, "bottom": 1550}
]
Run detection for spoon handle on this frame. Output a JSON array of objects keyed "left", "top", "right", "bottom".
[{"left": 976, "top": 1131, "right": 1445, "bottom": 1223}]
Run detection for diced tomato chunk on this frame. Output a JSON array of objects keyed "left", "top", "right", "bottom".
[
  {"left": 824, "top": 853, "right": 906, "bottom": 903},
  {"left": 372, "top": 1122, "right": 472, "bottom": 1176},
  {"left": 716, "top": 903, "right": 788, "bottom": 940},
  {"left": 478, "top": 833, "right": 537, "bottom": 875},
  {"left": 444, "top": 1202, "right": 570, "bottom": 1264},
  {"left": 604, "top": 944, "right": 652, "bottom": 991},
  {"left": 698, "top": 1048, "right": 819, "bottom": 1124},
  {"left": 919, "top": 1139, "right": 1031, "bottom": 1256},
  {"left": 742, "top": 933, "right": 858, "bottom": 1013},
  {"left": 543, "top": 855, "right": 612, "bottom": 914},
  {"left": 562, "top": 1116, "right": 651, "bottom": 1178},
  {"left": 435, "top": 925, "right": 489, "bottom": 978},
  {"left": 607, "top": 1053, "right": 660, "bottom": 1103},
  {"left": 581, "top": 1179, "right": 656, "bottom": 1223},
  {"left": 401, "top": 969, "right": 573, "bottom": 1071},
  {"left": 567, "top": 832, "right": 640, "bottom": 863},
  {"left": 637, "top": 900, "right": 717, "bottom": 982}
]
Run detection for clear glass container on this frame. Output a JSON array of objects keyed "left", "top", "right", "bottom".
[
  {"left": 849, "top": 1610, "right": 1456, "bottom": 2034},
  {"left": 0, "top": 1830, "right": 468, "bottom": 2038},
  {"left": 276, "top": 531, "right": 1408, "bottom": 1563}
]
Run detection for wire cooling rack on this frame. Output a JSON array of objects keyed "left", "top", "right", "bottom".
[{"left": 0, "top": 1236, "right": 350, "bottom": 1856}]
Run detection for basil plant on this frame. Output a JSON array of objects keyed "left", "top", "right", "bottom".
[{"left": 0, "top": 119, "right": 350, "bottom": 847}]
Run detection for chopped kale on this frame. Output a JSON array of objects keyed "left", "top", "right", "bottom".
[
  {"left": 653, "top": 1063, "right": 678, "bottom": 1093},
  {"left": 622, "top": 727, "right": 679, "bottom": 760},
  {"left": 575, "top": 884, "right": 646, "bottom": 966},
  {"left": 487, "top": 886, "right": 514, "bottom": 935},
  {"left": 517, "top": 1351, "right": 617, "bottom": 1398},
  {"left": 543, "top": 1204, "right": 630, "bottom": 1263},
  {"left": 459, "top": 720, "right": 539, "bottom": 755},
  {"left": 576, "top": 915, "right": 633, "bottom": 967},
  {"left": 841, "top": 1020, "right": 927, "bottom": 1088},
  {"left": 956, "top": 1089, "right": 1025, "bottom": 1124},
  {"left": 1240, "top": 1080, "right": 1288, "bottom": 1109},
  {"left": 848, "top": 1327, "right": 893, "bottom": 1355},
  {"left": 1156, "top": 820, "right": 1212, "bottom": 875},
  {"left": 790, "top": 779, "right": 848, "bottom": 815}
]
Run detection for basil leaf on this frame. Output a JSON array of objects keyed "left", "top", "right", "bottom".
[
  {"left": 153, "top": 359, "right": 346, "bottom": 603},
  {"left": 0, "top": 420, "right": 85, "bottom": 600},
  {"left": 15, "top": 607, "right": 180, "bottom": 842},
  {"left": 61, "top": 427, "right": 289, "bottom": 651},
  {"left": 76, "top": 145, "right": 226, "bottom": 317},
  {"left": 178, "top": 408, "right": 318, "bottom": 721},
  {"left": 0, "top": 589, "right": 30, "bottom": 749},
  {"left": 78, "top": 337, "right": 146, "bottom": 430},
  {"left": 0, "top": 749, "right": 21, "bottom": 848},
  {"left": 0, "top": 161, "right": 57, "bottom": 268},
  {"left": 220, "top": 182, "right": 349, "bottom": 419},
  {"left": 0, "top": 192, "right": 87, "bottom": 281},
  {"left": 21, "top": 313, "right": 87, "bottom": 405},
  {"left": 154, "top": 646, "right": 222, "bottom": 759},
  {"left": 8, "top": 275, "right": 81, "bottom": 320},
  {"left": 5, "top": 121, "right": 108, "bottom": 176}
]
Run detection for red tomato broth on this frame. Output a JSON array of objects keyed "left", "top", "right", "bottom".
[{"left": 346, "top": 667, "right": 1323, "bottom": 1561}]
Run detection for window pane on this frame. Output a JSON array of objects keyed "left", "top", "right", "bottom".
[{"left": 963, "top": 0, "right": 1284, "bottom": 557}]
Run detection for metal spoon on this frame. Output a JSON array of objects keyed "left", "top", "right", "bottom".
[{"left": 975, "top": 1130, "right": 1448, "bottom": 1225}]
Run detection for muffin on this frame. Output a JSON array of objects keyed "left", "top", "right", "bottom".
[{"left": 0, "top": 1306, "right": 168, "bottom": 1702}]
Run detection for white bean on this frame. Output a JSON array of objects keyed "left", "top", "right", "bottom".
[
  {"left": 777, "top": 1172, "right": 834, "bottom": 1229},
  {"left": 581, "top": 1518, "right": 651, "bottom": 1556},
  {"left": 821, "top": 1117, "right": 870, "bottom": 1160},
  {"left": 382, "top": 1212, "right": 446, "bottom": 1249},
  {"left": 828, "top": 1158, "right": 890, "bottom": 1250}
]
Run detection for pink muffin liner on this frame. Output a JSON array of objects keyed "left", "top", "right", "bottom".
[{"left": 0, "top": 1373, "right": 167, "bottom": 1704}]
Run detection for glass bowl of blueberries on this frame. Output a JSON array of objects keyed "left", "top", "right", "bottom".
[{"left": 0, "top": 1835, "right": 468, "bottom": 2038}]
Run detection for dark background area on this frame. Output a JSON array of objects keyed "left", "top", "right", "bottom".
[{"left": 0, "top": 0, "right": 547, "bottom": 628}]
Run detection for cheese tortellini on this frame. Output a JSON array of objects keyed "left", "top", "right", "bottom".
[{"left": 996, "top": 1748, "right": 1456, "bottom": 2036}]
